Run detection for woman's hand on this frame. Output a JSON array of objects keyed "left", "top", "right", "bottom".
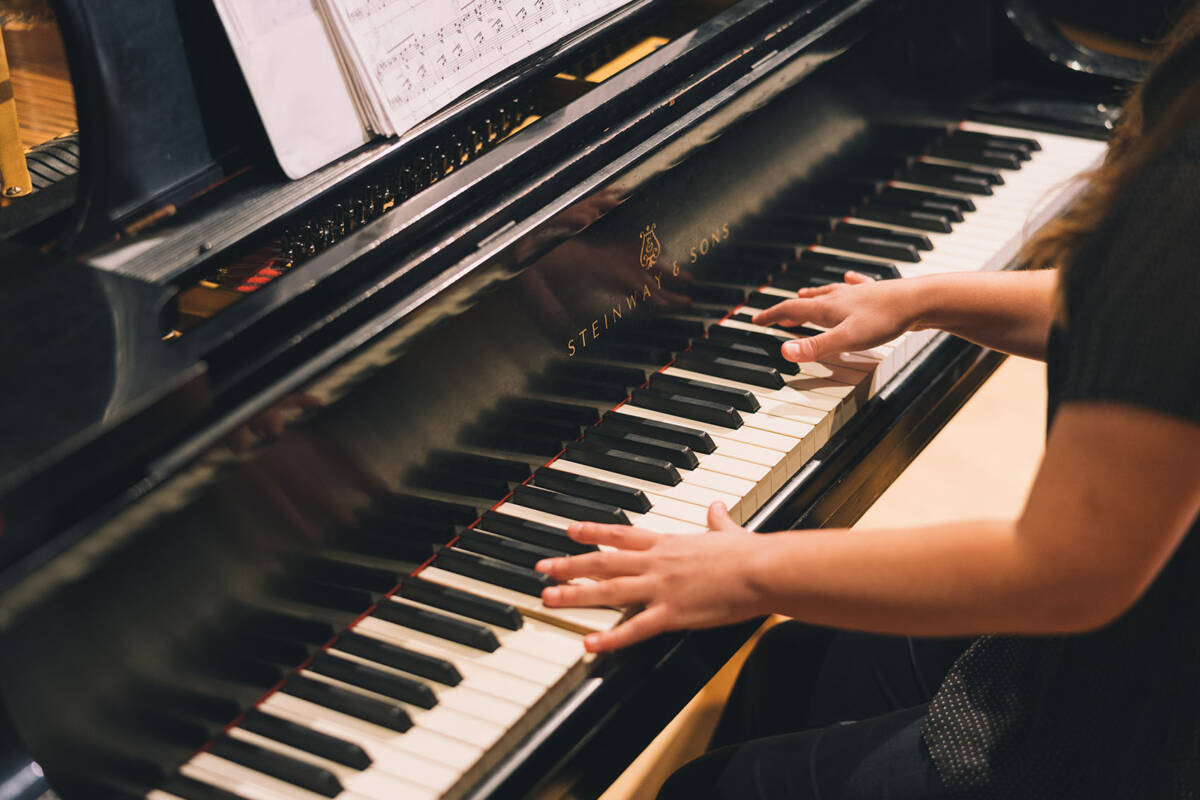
[
  {"left": 536, "top": 503, "right": 767, "bottom": 652},
  {"left": 751, "top": 272, "right": 920, "bottom": 363}
]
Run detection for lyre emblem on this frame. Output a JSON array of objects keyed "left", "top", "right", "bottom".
[{"left": 639, "top": 223, "right": 661, "bottom": 269}]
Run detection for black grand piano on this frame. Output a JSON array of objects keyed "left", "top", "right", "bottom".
[{"left": 0, "top": 1, "right": 1157, "bottom": 798}]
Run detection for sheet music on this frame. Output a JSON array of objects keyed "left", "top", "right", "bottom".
[
  {"left": 317, "top": 0, "right": 632, "bottom": 135},
  {"left": 211, "top": 0, "right": 369, "bottom": 178}
]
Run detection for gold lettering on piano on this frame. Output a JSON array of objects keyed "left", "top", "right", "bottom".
[
  {"left": 566, "top": 219, "right": 728, "bottom": 356},
  {"left": 639, "top": 223, "right": 660, "bottom": 269}
]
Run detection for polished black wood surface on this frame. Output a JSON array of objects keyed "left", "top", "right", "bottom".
[{"left": 0, "top": 1, "right": 1129, "bottom": 798}]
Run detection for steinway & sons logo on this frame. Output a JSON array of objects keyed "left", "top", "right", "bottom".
[{"left": 566, "top": 219, "right": 730, "bottom": 357}]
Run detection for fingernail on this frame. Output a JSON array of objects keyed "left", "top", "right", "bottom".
[
  {"left": 543, "top": 586, "right": 560, "bottom": 603},
  {"left": 535, "top": 558, "right": 553, "bottom": 573},
  {"left": 584, "top": 634, "right": 599, "bottom": 651},
  {"left": 713, "top": 501, "right": 726, "bottom": 513},
  {"left": 782, "top": 342, "right": 802, "bottom": 360}
]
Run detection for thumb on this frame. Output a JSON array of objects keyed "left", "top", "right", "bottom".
[
  {"left": 843, "top": 270, "right": 874, "bottom": 285},
  {"left": 707, "top": 501, "right": 740, "bottom": 532},
  {"left": 781, "top": 325, "right": 855, "bottom": 362}
]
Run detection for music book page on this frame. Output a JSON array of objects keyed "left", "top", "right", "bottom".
[
  {"left": 213, "top": 0, "right": 632, "bottom": 176},
  {"left": 211, "top": 0, "right": 370, "bottom": 178},
  {"left": 316, "top": 0, "right": 632, "bottom": 135}
]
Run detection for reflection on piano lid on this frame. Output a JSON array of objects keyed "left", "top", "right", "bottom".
[{"left": 0, "top": 1, "right": 1127, "bottom": 799}]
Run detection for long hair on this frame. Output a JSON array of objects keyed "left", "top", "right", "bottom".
[{"left": 1019, "top": 2, "right": 1200, "bottom": 286}]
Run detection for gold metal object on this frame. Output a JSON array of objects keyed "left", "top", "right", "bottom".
[{"left": 0, "top": 28, "right": 33, "bottom": 198}]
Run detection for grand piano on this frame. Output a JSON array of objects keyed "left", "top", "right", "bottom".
[{"left": 0, "top": 1, "right": 1153, "bottom": 798}]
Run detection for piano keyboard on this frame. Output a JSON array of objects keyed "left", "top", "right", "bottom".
[{"left": 147, "top": 121, "right": 1105, "bottom": 800}]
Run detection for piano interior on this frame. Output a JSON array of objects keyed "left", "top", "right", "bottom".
[{"left": 0, "top": 1, "right": 1158, "bottom": 798}]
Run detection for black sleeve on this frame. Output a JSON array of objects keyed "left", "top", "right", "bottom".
[{"left": 1056, "top": 153, "right": 1200, "bottom": 426}]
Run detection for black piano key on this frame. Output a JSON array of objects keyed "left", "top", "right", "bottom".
[
  {"left": 636, "top": 316, "right": 709, "bottom": 339},
  {"left": 686, "top": 335, "right": 796, "bottom": 376},
  {"left": 562, "top": 442, "right": 683, "bottom": 486},
  {"left": 583, "top": 428, "right": 699, "bottom": 469},
  {"left": 399, "top": 576, "right": 523, "bottom": 630},
  {"left": 706, "top": 323, "right": 798, "bottom": 350},
  {"left": 669, "top": 353, "right": 785, "bottom": 390},
  {"left": 160, "top": 775, "right": 247, "bottom": 800},
  {"left": 601, "top": 410, "right": 717, "bottom": 454},
  {"left": 373, "top": 600, "right": 500, "bottom": 652},
  {"left": 795, "top": 250, "right": 902, "bottom": 280},
  {"left": 740, "top": 290, "right": 786, "bottom": 309},
  {"left": 949, "top": 128, "right": 1040, "bottom": 152},
  {"left": 433, "top": 546, "right": 555, "bottom": 597},
  {"left": 916, "top": 160, "right": 1004, "bottom": 185},
  {"left": 682, "top": 302, "right": 740, "bottom": 320},
  {"left": 837, "top": 222, "right": 932, "bottom": 251},
  {"left": 533, "top": 467, "right": 653, "bottom": 512},
  {"left": 878, "top": 185, "right": 974, "bottom": 215},
  {"left": 899, "top": 164, "right": 995, "bottom": 195},
  {"left": 649, "top": 371, "right": 762, "bottom": 411},
  {"left": 699, "top": 257, "right": 778, "bottom": 285},
  {"left": 927, "top": 140, "right": 1022, "bottom": 170},
  {"left": 456, "top": 527, "right": 567, "bottom": 569},
  {"left": 821, "top": 231, "right": 921, "bottom": 262},
  {"left": 724, "top": 312, "right": 823, "bottom": 339},
  {"left": 241, "top": 710, "right": 371, "bottom": 770},
  {"left": 476, "top": 511, "right": 597, "bottom": 555},
  {"left": 209, "top": 735, "right": 343, "bottom": 797},
  {"left": 335, "top": 631, "right": 462, "bottom": 686},
  {"left": 511, "top": 483, "right": 631, "bottom": 525},
  {"left": 310, "top": 652, "right": 437, "bottom": 709},
  {"left": 498, "top": 398, "right": 600, "bottom": 427},
  {"left": 629, "top": 385, "right": 745, "bottom": 427},
  {"left": 853, "top": 205, "right": 952, "bottom": 233},
  {"left": 283, "top": 676, "right": 414, "bottom": 732}
]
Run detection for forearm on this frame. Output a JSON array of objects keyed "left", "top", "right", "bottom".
[
  {"left": 744, "top": 519, "right": 1109, "bottom": 637},
  {"left": 902, "top": 269, "right": 1058, "bottom": 360}
]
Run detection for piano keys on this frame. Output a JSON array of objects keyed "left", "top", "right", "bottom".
[{"left": 0, "top": 1, "right": 1137, "bottom": 798}]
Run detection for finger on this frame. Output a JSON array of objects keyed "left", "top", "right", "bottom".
[
  {"left": 567, "top": 522, "right": 659, "bottom": 550},
  {"left": 584, "top": 606, "right": 672, "bottom": 652},
  {"left": 536, "top": 549, "right": 643, "bottom": 581},
  {"left": 751, "top": 299, "right": 814, "bottom": 327},
  {"left": 793, "top": 284, "right": 838, "bottom": 298},
  {"left": 781, "top": 325, "right": 857, "bottom": 362},
  {"left": 541, "top": 576, "right": 653, "bottom": 609},
  {"left": 706, "top": 501, "right": 740, "bottom": 532},
  {"left": 843, "top": 270, "right": 875, "bottom": 285}
]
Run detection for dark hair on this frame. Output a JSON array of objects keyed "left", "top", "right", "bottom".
[{"left": 1019, "top": 2, "right": 1200, "bottom": 288}]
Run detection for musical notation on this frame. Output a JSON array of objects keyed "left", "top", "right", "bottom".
[{"left": 318, "top": 0, "right": 631, "bottom": 135}]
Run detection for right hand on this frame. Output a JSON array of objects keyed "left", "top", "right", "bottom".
[{"left": 751, "top": 272, "right": 919, "bottom": 362}]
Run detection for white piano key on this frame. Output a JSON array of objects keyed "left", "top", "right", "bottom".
[
  {"left": 299, "top": 669, "right": 507, "bottom": 750},
  {"left": 355, "top": 614, "right": 566, "bottom": 687},
  {"left": 548, "top": 458, "right": 745, "bottom": 520},
  {"left": 184, "top": 754, "right": 373, "bottom": 800},
  {"left": 417, "top": 565, "right": 625, "bottom": 634},
  {"left": 228, "top": 728, "right": 439, "bottom": 800},
  {"left": 265, "top": 690, "right": 484, "bottom": 772}
]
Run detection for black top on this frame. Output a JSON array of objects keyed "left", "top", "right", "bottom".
[{"left": 923, "top": 121, "right": 1200, "bottom": 798}]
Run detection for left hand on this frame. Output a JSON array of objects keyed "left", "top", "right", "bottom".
[{"left": 536, "top": 502, "right": 766, "bottom": 652}]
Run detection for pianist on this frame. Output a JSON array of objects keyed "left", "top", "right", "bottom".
[{"left": 535, "top": 5, "right": 1200, "bottom": 798}]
